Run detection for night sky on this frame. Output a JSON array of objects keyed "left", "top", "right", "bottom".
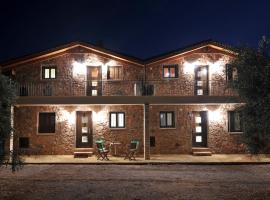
[{"left": 1, "top": 0, "right": 270, "bottom": 62}]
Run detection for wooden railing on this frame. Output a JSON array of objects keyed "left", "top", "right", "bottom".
[{"left": 15, "top": 80, "right": 238, "bottom": 97}]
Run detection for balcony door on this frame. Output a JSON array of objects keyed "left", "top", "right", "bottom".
[
  {"left": 87, "top": 66, "right": 102, "bottom": 96},
  {"left": 76, "top": 111, "right": 93, "bottom": 148},
  {"left": 194, "top": 65, "right": 209, "bottom": 95},
  {"left": 192, "top": 111, "right": 208, "bottom": 147}
]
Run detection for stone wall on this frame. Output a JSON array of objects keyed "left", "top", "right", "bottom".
[
  {"left": 14, "top": 105, "right": 144, "bottom": 155},
  {"left": 14, "top": 46, "right": 144, "bottom": 96},
  {"left": 13, "top": 46, "right": 238, "bottom": 97},
  {"left": 14, "top": 103, "right": 246, "bottom": 155},
  {"left": 146, "top": 46, "right": 237, "bottom": 96},
  {"left": 149, "top": 104, "right": 246, "bottom": 154}
]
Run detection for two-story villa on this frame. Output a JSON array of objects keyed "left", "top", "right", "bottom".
[{"left": 0, "top": 40, "right": 245, "bottom": 159}]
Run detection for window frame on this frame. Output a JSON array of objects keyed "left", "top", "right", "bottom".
[
  {"left": 107, "top": 66, "right": 123, "bottom": 80},
  {"left": 228, "top": 111, "right": 243, "bottom": 133},
  {"left": 226, "top": 64, "right": 237, "bottom": 82},
  {"left": 160, "top": 111, "right": 175, "bottom": 128},
  {"left": 162, "top": 64, "right": 179, "bottom": 78},
  {"left": 109, "top": 112, "right": 125, "bottom": 128},
  {"left": 38, "top": 112, "right": 56, "bottom": 134},
  {"left": 42, "top": 66, "right": 57, "bottom": 79}
]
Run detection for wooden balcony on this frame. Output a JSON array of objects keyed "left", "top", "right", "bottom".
[{"left": 14, "top": 80, "right": 242, "bottom": 105}]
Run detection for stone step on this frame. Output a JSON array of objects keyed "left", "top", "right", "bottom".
[
  {"left": 74, "top": 148, "right": 94, "bottom": 152},
  {"left": 192, "top": 147, "right": 211, "bottom": 152},
  {"left": 74, "top": 148, "right": 94, "bottom": 158},
  {"left": 193, "top": 151, "right": 212, "bottom": 156}
]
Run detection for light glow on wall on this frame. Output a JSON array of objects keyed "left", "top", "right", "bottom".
[
  {"left": 60, "top": 110, "right": 76, "bottom": 124},
  {"left": 208, "top": 109, "right": 223, "bottom": 122},
  {"left": 72, "top": 61, "right": 86, "bottom": 76},
  {"left": 93, "top": 111, "right": 107, "bottom": 124},
  {"left": 183, "top": 59, "right": 225, "bottom": 75},
  {"left": 72, "top": 59, "right": 118, "bottom": 79}
]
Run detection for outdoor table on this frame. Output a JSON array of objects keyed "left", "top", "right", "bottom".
[{"left": 109, "top": 142, "right": 121, "bottom": 156}]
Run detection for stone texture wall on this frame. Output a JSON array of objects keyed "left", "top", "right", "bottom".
[
  {"left": 14, "top": 103, "right": 246, "bottom": 155},
  {"left": 12, "top": 45, "right": 238, "bottom": 97},
  {"left": 149, "top": 104, "right": 246, "bottom": 154},
  {"left": 14, "top": 46, "right": 144, "bottom": 96},
  {"left": 146, "top": 46, "right": 237, "bottom": 96},
  {"left": 14, "top": 105, "right": 144, "bottom": 155}
]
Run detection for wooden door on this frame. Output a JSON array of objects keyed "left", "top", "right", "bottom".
[
  {"left": 194, "top": 65, "right": 209, "bottom": 95},
  {"left": 76, "top": 111, "right": 93, "bottom": 148},
  {"left": 192, "top": 111, "right": 208, "bottom": 147},
  {"left": 86, "top": 66, "right": 102, "bottom": 96}
]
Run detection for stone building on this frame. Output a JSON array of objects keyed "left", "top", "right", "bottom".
[{"left": 0, "top": 40, "right": 246, "bottom": 159}]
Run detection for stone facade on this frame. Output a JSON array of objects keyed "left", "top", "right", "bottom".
[
  {"left": 14, "top": 105, "right": 144, "bottom": 155},
  {"left": 14, "top": 103, "right": 246, "bottom": 155},
  {"left": 15, "top": 46, "right": 144, "bottom": 96},
  {"left": 146, "top": 47, "right": 237, "bottom": 96},
  {"left": 3, "top": 43, "right": 247, "bottom": 156},
  {"left": 149, "top": 104, "right": 246, "bottom": 154}
]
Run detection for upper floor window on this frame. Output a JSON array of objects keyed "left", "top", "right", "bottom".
[
  {"left": 42, "top": 66, "right": 57, "bottom": 79},
  {"left": 109, "top": 112, "right": 125, "bottom": 128},
  {"left": 160, "top": 111, "right": 175, "bottom": 128},
  {"left": 226, "top": 64, "right": 238, "bottom": 81},
  {"left": 38, "top": 112, "right": 56, "bottom": 133},
  {"left": 163, "top": 65, "right": 178, "bottom": 78},
  {"left": 228, "top": 111, "right": 243, "bottom": 132},
  {"left": 107, "top": 66, "right": 123, "bottom": 80}
]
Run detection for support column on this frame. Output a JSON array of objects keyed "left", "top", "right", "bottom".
[
  {"left": 9, "top": 105, "right": 14, "bottom": 161},
  {"left": 144, "top": 103, "right": 150, "bottom": 160}
]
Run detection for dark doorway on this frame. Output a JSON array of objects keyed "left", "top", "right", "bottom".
[
  {"left": 192, "top": 111, "right": 208, "bottom": 147},
  {"left": 76, "top": 111, "right": 93, "bottom": 148},
  {"left": 86, "top": 66, "right": 102, "bottom": 96},
  {"left": 194, "top": 65, "right": 209, "bottom": 95}
]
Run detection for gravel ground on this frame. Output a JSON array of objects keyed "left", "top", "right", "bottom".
[{"left": 0, "top": 164, "right": 270, "bottom": 200}]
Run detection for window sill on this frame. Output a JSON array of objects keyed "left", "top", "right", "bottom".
[
  {"left": 37, "top": 133, "right": 56, "bottom": 135},
  {"left": 229, "top": 132, "right": 243, "bottom": 135},
  {"left": 159, "top": 127, "right": 176, "bottom": 130},
  {"left": 109, "top": 128, "right": 126, "bottom": 130}
]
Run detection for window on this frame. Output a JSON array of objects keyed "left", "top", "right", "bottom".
[
  {"left": 228, "top": 111, "right": 243, "bottom": 132},
  {"left": 19, "top": 137, "right": 29, "bottom": 148},
  {"left": 163, "top": 65, "right": 178, "bottom": 78},
  {"left": 150, "top": 136, "right": 155, "bottom": 147},
  {"left": 226, "top": 64, "right": 238, "bottom": 81},
  {"left": 107, "top": 66, "right": 122, "bottom": 80},
  {"left": 110, "top": 112, "right": 125, "bottom": 128},
  {"left": 42, "top": 66, "right": 57, "bottom": 79},
  {"left": 38, "top": 112, "right": 56, "bottom": 133},
  {"left": 160, "top": 111, "right": 175, "bottom": 128}
]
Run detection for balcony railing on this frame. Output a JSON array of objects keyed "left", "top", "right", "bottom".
[{"left": 15, "top": 80, "right": 238, "bottom": 97}]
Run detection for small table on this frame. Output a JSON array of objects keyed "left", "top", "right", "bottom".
[{"left": 110, "top": 142, "right": 121, "bottom": 156}]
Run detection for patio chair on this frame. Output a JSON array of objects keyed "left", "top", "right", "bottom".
[
  {"left": 124, "top": 140, "right": 140, "bottom": 160},
  {"left": 95, "top": 139, "right": 109, "bottom": 161}
]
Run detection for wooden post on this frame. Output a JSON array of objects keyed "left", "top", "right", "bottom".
[{"left": 144, "top": 103, "right": 150, "bottom": 160}]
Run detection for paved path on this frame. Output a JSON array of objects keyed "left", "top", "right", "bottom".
[{"left": 1, "top": 165, "right": 270, "bottom": 200}]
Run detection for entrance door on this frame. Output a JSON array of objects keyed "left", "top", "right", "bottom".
[
  {"left": 194, "top": 65, "right": 209, "bottom": 95},
  {"left": 86, "top": 66, "right": 102, "bottom": 96},
  {"left": 192, "top": 111, "right": 208, "bottom": 147},
  {"left": 76, "top": 111, "right": 93, "bottom": 148}
]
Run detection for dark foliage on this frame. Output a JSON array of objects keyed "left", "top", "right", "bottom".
[{"left": 230, "top": 36, "right": 270, "bottom": 153}]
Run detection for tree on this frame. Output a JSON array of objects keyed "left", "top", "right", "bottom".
[
  {"left": 0, "top": 74, "right": 17, "bottom": 170},
  {"left": 230, "top": 36, "right": 270, "bottom": 153}
]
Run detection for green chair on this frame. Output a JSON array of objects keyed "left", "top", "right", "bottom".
[
  {"left": 95, "top": 139, "right": 109, "bottom": 161},
  {"left": 124, "top": 140, "right": 140, "bottom": 160}
]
